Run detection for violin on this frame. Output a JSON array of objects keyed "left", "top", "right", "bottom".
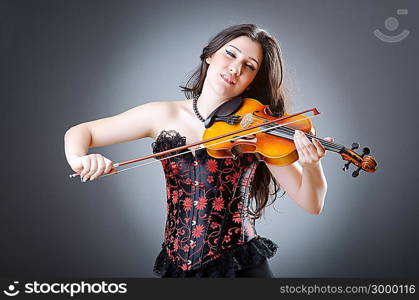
[
  {"left": 69, "top": 97, "right": 377, "bottom": 180},
  {"left": 202, "top": 98, "right": 377, "bottom": 177}
]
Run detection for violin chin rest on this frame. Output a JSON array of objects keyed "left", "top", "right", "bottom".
[{"left": 204, "top": 96, "right": 243, "bottom": 128}]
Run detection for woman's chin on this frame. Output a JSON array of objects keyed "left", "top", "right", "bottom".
[{"left": 215, "top": 83, "right": 240, "bottom": 95}]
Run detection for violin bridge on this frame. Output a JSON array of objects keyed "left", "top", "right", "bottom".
[{"left": 240, "top": 113, "right": 254, "bottom": 128}]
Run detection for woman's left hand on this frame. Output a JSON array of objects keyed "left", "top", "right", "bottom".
[{"left": 293, "top": 130, "right": 334, "bottom": 167}]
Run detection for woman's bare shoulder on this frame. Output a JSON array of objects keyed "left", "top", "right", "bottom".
[
  {"left": 143, "top": 100, "right": 187, "bottom": 120},
  {"left": 144, "top": 99, "right": 188, "bottom": 113},
  {"left": 142, "top": 99, "right": 190, "bottom": 138}
]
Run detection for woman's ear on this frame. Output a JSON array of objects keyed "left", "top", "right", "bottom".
[{"left": 205, "top": 57, "right": 211, "bottom": 64}]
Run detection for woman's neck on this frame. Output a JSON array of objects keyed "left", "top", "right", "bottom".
[{"left": 195, "top": 93, "right": 235, "bottom": 119}]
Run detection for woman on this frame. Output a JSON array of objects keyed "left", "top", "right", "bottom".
[{"left": 64, "top": 24, "right": 333, "bottom": 278}]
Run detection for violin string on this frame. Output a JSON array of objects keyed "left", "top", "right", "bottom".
[
  {"left": 283, "top": 127, "right": 343, "bottom": 151},
  {"left": 264, "top": 124, "right": 343, "bottom": 151},
  {"left": 250, "top": 114, "right": 343, "bottom": 151},
  {"left": 248, "top": 115, "right": 343, "bottom": 151},
  {"left": 97, "top": 114, "right": 344, "bottom": 178}
]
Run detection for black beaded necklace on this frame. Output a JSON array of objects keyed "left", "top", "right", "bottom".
[{"left": 192, "top": 97, "right": 206, "bottom": 122}]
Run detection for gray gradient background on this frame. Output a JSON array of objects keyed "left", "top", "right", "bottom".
[{"left": 1, "top": 0, "right": 418, "bottom": 278}]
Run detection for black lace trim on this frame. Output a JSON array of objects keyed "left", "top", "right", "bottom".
[
  {"left": 152, "top": 130, "right": 187, "bottom": 154},
  {"left": 153, "top": 236, "right": 278, "bottom": 278}
]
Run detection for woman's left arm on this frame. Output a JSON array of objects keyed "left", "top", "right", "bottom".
[{"left": 264, "top": 130, "right": 334, "bottom": 215}]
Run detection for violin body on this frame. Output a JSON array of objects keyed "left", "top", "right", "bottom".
[{"left": 203, "top": 98, "right": 315, "bottom": 166}]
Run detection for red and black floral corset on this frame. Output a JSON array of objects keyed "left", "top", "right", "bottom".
[{"left": 152, "top": 130, "right": 278, "bottom": 277}]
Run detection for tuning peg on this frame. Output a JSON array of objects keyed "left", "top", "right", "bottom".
[
  {"left": 351, "top": 142, "right": 359, "bottom": 150},
  {"left": 362, "top": 147, "right": 370, "bottom": 156},
  {"left": 352, "top": 166, "right": 361, "bottom": 178},
  {"left": 342, "top": 161, "right": 351, "bottom": 171}
]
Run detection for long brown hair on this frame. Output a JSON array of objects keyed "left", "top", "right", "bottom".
[{"left": 180, "top": 24, "right": 288, "bottom": 219}]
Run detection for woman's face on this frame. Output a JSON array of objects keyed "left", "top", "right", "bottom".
[{"left": 205, "top": 35, "right": 263, "bottom": 98}]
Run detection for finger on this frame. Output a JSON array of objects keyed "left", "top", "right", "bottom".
[
  {"left": 294, "top": 131, "right": 309, "bottom": 160},
  {"left": 298, "top": 132, "right": 322, "bottom": 163},
  {"left": 103, "top": 158, "right": 114, "bottom": 174},
  {"left": 86, "top": 156, "right": 98, "bottom": 179},
  {"left": 321, "top": 137, "right": 335, "bottom": 156},
  {"left": 293, "top": 130, "right": 302, "bottom": 152},
  {"left": 298, "top": 131, "right": 317, "bottom": 158},
  {"left": 80, "top": 157, "right": 91, "bottom": 180},
  {"left": 91, "top": 155, "right": 105, "bottom": 180},
  {"left": 293, "top": 131, "right": 302, "bottom": 156},
  {"left": 312, "top": 138, "right": 325, "bottom": 157},
  {"left": 108, "top": 167, "right": 119, "bottom": 175},
  {"left": 71, "top": 157, "right": 84, "bottom": 174}
]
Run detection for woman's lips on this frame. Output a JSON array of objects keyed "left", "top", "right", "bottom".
[{"left": 220, "top": 74, "right": 235, "bottom": 85}]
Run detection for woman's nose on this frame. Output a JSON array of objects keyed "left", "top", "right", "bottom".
[{"left": 229, "top": 64, "right": 241, "bottom": 76}]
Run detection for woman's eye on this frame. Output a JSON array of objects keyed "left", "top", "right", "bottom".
[
  {"left": 226, "top": 50, "right": 236, "bottom": 58},
  {"left": 226, "top": 49, "right": 255, "bottom": 71}
]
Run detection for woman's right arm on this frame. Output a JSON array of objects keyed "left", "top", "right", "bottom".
[{"left": 64, "top": 101, "right": 172, "bottom": 181}]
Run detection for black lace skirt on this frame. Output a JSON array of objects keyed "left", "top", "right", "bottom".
[{"left": 153, "top": 236, "right": 278, "bottom": 278}]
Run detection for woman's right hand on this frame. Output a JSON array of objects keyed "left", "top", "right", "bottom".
[{"left": 69, "top": 154, "right": 116, "bottom": 182}]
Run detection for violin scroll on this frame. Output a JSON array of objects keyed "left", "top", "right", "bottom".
[{"left": 341, "top": 142, "right": 377, "bottom": 177}]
